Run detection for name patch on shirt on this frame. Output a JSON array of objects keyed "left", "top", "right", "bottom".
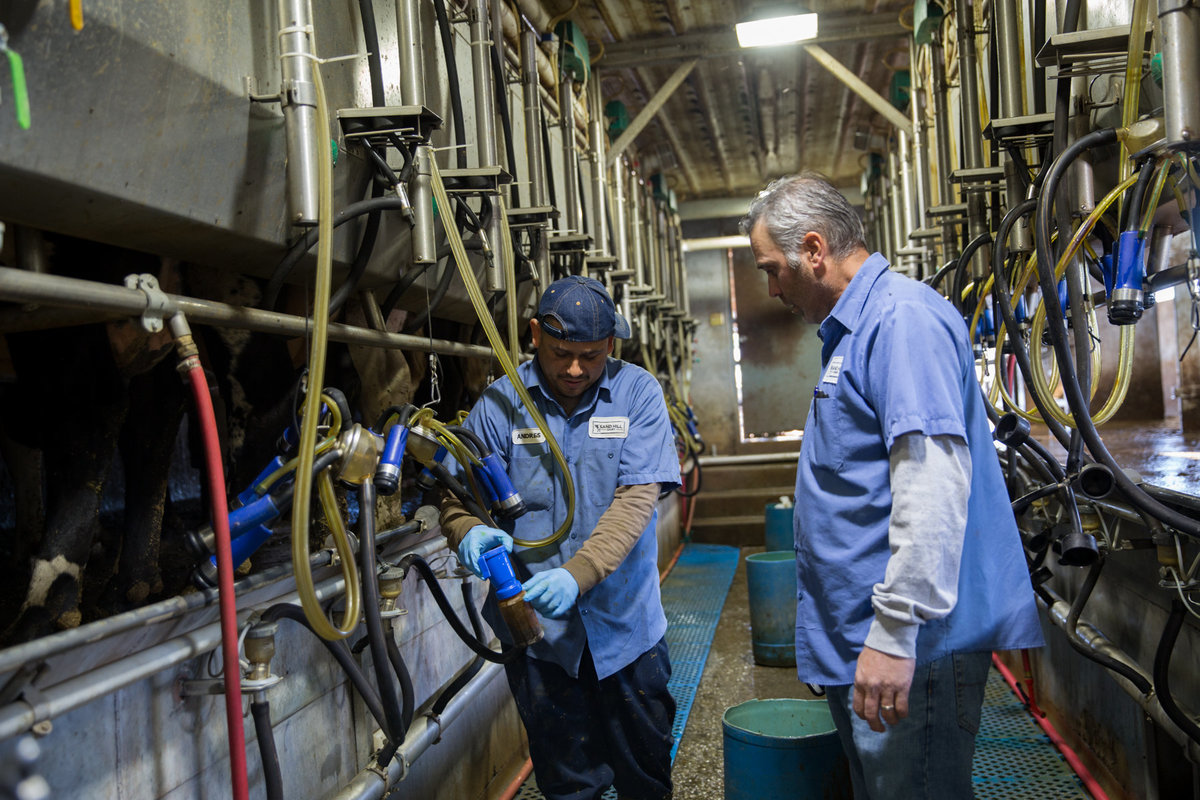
[
  {"left": 589, "top": 416, "right": 629, "bottom": 439},
  {"left": 821, "top": 356, "right": 844, "bottom": 385},
  {"left": 512, "top": 427, "right": 546, "bottom": 445}
]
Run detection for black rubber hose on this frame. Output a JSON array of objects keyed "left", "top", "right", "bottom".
[
  {"left": 384, "top": 623, "right": 416, "bottom": 731},
  {"left": 325, "top": 183, "right": 386, "bottom": 318},
  {"left": 374, "top": 622, "right": 415, "bottom": 768},
  {"left": 321, "top": 387, "right": 353, "bottom": 432},
  {"left": 399, "top": 552, "right": 523, "bottom": 664},
  {"left": 379, "top": 235, "right": 483, "bottom": 319},
  {"left": 261, "top": 603, "right": 388, "bottom": 731},
  {"left": 373, "top": 403, "right": 417, "bottom": 433},
  {"left": 432, "top": 0, "right": 468, "bottom": 170},
  {"left": 926, "top": 259, "right": 959, "bottom": 289},
  {"left": 251, "top": 699, "right": 284, "bottom": 800},
  {"left": 1034, "top": 128, "right": 1200, "bottom": 537},
  {"left": 1019, "top": 439, "right": 1065, "bottom": 482},
  {"left": 263, "top": 196, "right": 418, "bottom": 310},
  {"left": 675, "top": 456, "right": 702, "bottom": 498},
  {"left": 1154, "top": 599, "right": 1200, "bottom": 744},
  {"left": 430, "top": 583, "right": 487, "bottom": 717},
  {"left": 1121, "top": 158, "right": 1157, "bottom": 234},
  {"left": 951, "top": 231, "right": 994, "bottom": 314},
  {"left": 1050, "top": 1, "right": 1091, "bottom": 475},
  {"left": 263, "top": 447, "right": 343, "bottom": 512},
  {"left": 1011, "top": 482, "right": 1065, "bottom": 516},
  {"left": 430, "top": 462, "right": 493, "bottom": 525},
  {"left": 446, "top": 425, "right": 487, "bottom": 458},
  {"left": 1064, "top": 559, "right": 1153, "bottom": 694},
  {"left": 365, "top": 142, "right": 400, "bottom": 188},
  {"left": 357, "top": 481, "right": 407, "bottom": 755},
  {"left": 990, "top": 198, "right": 1072, "bottom": 449}
]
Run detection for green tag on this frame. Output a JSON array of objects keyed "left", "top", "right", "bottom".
[{"left": 7, "top": 49, "right": 30, "bottom": 130}]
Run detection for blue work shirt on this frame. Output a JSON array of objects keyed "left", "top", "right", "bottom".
[
  {"left": 794, "top": 253, "right": 1044, "bottom": 686},
  {"left": 462, "top": 356, "right": 680, "bottom": 680}
]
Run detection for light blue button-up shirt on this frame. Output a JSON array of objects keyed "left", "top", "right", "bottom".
[
  {"left": 462, "top": 356, "right": 680, "bottom": 679},
  {"left": 794, "top": 253, "right": 1044, "bottom": 685}
]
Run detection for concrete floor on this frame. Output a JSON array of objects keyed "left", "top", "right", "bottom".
[{"left": 671, "top": 546, "right": 819, "bottom": 799}]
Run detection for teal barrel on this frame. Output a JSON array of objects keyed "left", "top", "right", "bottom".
[
  {"left": 745, "top": 551, "right": 797, "bottom": 666},
  {"left": 722, "top": 699, "right": 851, "bottom": 800},
  {"left": 764, "top": 502, "right": 794, "bottom": 553}
]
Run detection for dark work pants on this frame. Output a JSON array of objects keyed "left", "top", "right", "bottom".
[{"left": 504, "top": 637, "right": 675, "bottom": 800}]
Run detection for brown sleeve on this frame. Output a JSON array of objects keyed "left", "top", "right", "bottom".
[
  {"left": 439, "top": 492, "right": 485, "bottom": 550},
  {"left": 561, "top": 482, "right": 659, "bottom": 595}
]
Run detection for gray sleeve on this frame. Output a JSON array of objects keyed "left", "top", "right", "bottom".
[{"left": 864, "top": 432, "right": 972, "bottom": 658}]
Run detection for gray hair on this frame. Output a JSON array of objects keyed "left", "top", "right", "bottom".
[{"left": 740, "top": 172, "right": 866, "bottom": 266}]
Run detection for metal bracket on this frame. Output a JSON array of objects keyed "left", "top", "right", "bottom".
[
  {"left": 243, "top": 76, "right": 281, "bottom": 104},
  {"left": 423, "top": 711, "right": 444, "bottom": 745},
  {"left": 123, "top": 273, "right": 171, "bottom": 333},
  {"left": 0, "top": 660, "right": 49, "bottom": 730}
]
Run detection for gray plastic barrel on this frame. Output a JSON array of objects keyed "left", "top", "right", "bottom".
[
  {"left": 764, "top": 501, "right": 793, "bottom": 553},
  {"left": 723, "top": 699, "right": 851, "bottom": 800},
  {"left": 745, "top": 551, "right": 797, "bottom": 666}
]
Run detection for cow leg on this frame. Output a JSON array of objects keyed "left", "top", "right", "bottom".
[
  {"left": 4, "top": 326, "right": 128, "bottom": 644},
  {"left": 107, "top": 359, "right": 185, "bottom": 608}
]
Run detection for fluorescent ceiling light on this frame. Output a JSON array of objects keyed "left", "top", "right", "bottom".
[{"left": 736, "top": 12, "right": 819, "bottom": 48}]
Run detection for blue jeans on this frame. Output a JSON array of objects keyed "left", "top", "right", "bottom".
[
  {"left": 825, "top": 651, "right": 991, "bottom": 800},
  {"left": 505, "top": 638, "right": 675, "bottom": 800}
]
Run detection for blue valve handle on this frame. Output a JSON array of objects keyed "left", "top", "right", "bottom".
[{"left": 478, "top": 545, "right": 523, "bottom": 600}]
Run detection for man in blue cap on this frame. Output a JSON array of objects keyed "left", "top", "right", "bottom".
[{"left": 440, "top": 275, "right": 680, "bottom": 800}]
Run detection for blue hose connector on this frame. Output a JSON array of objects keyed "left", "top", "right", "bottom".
[
  {"left": 375, "top": 424, "right": 409, "bottom": 496},
  {"left": 479, "top": 452, "right": 526, "bottom": 519},
  {"left": 1109, "top": 230, "right": 1146, "bottom": 325}
]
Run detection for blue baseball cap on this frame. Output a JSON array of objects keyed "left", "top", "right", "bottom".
[{"left": 537, "top": 276, "right": 631, "bottom": 341}]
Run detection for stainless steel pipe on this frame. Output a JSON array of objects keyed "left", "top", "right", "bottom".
[{"left": 0, "top": 268, "right": 495, "bottom": 360}]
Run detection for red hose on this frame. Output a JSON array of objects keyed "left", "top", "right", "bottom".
[
  {"left": 185, "top": 357, "right": 250, "bottom": 800},
  {"left": 992, "top": 653, "right": 1109, "bottom": 800}
]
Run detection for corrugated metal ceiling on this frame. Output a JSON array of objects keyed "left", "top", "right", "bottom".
[{"left": 546, "top": 0, "right": 912, "bottom": 199}]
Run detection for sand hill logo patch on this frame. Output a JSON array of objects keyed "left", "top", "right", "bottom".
[{"left": 589, "top": 417, "right": 629, "bottom": 438}]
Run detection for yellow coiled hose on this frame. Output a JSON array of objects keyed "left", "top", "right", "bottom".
[{"left": 430, "top": 159, "right": 575, "bottom": 549}]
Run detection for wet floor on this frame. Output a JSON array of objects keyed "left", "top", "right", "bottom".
[
  {"left": 1032, "top": 417, "right": 1200, "bottom": 494},
  {"left": 670, "top": 546, "right": 817, "bottom": 799}
]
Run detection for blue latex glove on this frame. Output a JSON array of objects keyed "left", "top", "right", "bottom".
[
  {"left": 458, "top": 524, "right": 514, "bottom": 579},
  {"left": 522, "top": 568, "right": 580, "bottom": 618}
]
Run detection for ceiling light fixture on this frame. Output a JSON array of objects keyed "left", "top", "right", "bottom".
[{"left": 736, "top": 10, "right": 819, "bottom": 48}]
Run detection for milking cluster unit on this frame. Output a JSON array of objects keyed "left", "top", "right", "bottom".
[
  {"left": 857, "top": 0, "right": 1200, "bottom": 791},
  {"left": 0, "top": 2, "right": 697, "bottom": 798}
]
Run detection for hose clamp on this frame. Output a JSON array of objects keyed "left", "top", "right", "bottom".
[
  {"left": 124, "top": 273, "right": 172, "bottom": 333},
  {"left": 281, "top": 78, "right": 317, "bottom": 109}
]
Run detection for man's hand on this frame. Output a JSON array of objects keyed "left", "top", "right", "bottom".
[
  {"left": 852, "top": 646, "right": 916, "bottom": 733},
  {"left": 457, "top": 524, "right": 514, "bottom": 579},
  {"left": 522, "top": 568, "right": 580, "bottom": 618}
]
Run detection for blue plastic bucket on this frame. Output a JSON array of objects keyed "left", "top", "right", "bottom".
[
  {"left": 764, "top": 502, "right": 794, "bottom": 553},
  {"left": 722, "top": 699, "right": 851, "bottom": 800},
  {"left": 745, "top": 551, "right": 797, "bottom": 666}
]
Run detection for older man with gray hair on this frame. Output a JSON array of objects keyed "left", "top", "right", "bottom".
[{"left": 743, "top": 172, "right": 1042, "bottom": 799}]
